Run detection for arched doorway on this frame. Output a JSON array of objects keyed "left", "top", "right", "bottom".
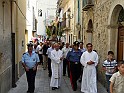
[
  {"left": 118, "top": 25, "right": 124, "bottom": 61},
  {"left": 117, "top": 8, "right": 124, "bottom": 61},
  {"left": 108, "top": 4, "right": 124, "bottom": 61},
  {"left": 87, "top": 19, "right": 93, "bottom": 43}
]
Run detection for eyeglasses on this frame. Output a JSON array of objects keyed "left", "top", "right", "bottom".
[{"left": 87, "top": 46, "right": 92, "bottom": 47}]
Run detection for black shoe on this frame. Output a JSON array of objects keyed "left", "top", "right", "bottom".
[
  {"left": 27, "top": 91, "right": 30, "bottom": 93},
  {"left": 48, "top": 74, "right": 52, "bottom": 77},
  {"left": 68, "top": 75, "right": 70, "bottom": 78},
  {"left": 73, "top": 85, "right": 77, "bottom": 91},
  {"left": 27, "top": 90, "right": 34, "bottom": 93},
  {"left": 73, "top": 88, "right": 77, "bottom": 91},
  {"left": 63, "top": 74, "right": 66, "bottom": 76},
  {"left": 55, "top": 87, "right": 60, "bottom": 89},
  {"left": 78, "top": 79, "right": 82, "bottom": 83},
  {"left": 52, "top": 87, "right": 56, "bottom": 90}
]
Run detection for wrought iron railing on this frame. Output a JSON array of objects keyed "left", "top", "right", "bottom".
[{"left": 82, "top": 0, "right": 94, "bottom": 10}]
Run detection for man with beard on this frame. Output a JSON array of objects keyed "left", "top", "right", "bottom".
[{"left": 80, "top": 43, "right": 98, "bottom": 93}]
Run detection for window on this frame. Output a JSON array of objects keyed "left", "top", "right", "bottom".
[{"left": 38, "top": 9, "right": 42, "bottom": 17}]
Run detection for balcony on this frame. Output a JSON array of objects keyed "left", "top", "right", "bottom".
[
  {"left": 82, "top": 0, "right": 94, "bottom": 11},
  {"left": 57, "top": 0, "right": 70, "bottom": 8},
  {"left": 61, "top": 20, "right": 66, "bottom": 28},
  {"left": 61, "top": 20, "right": 71, "bottom": 31}
]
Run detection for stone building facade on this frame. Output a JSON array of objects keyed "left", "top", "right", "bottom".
[
  {"left": 0, "top": 0, "right": 26, "bottom": 93},
  {"left": 57, "top": 0, "right": 74, "bottom": 44},
  {"left": 82, "top": 0, "right": 124, "bottom": 87},
  {"left": 0, "top": 1, "right": 12, "bottom": 93},
  {"left": 57, "top": 0, "right": 83, "bottom": 44}
]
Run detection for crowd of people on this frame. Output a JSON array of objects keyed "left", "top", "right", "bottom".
[{"left": 21, "top": 40, "right": 124, "bottom": 93}]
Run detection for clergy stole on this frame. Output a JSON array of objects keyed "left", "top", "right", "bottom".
[
  {"left": 53, "top": 60, "right": 61, "bottom": 79},
  {"left": 54, "top": 63, "right": 59, "bottom": 79}
]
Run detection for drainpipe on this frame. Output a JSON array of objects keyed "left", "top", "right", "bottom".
[
  {"left": 11, "top": 0, "right": 16, "bottom": 88},
  {"left": 2, "top": 1, "right": 5, "bottom": 39}
]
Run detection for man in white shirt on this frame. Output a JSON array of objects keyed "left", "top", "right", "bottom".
[
  {"left": 80, "top": 43, "right": 98, "bottom": 93},
  {"left": 36, "top": 42, "right": 43, "bottom": 65},
  {"left": 62, "top": 43, "right": 71, "bottom": 76},
  {"left": 79, "top": 42, "right": 86, "bottom": 53},
  {"left": 50, "top": 43, "right": 63, "bottom": 90},
  {"left": 46, "top": 42, "right": 55, "bottom": 77}
]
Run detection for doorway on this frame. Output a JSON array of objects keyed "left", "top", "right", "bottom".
[
  {"left": 87, "top": 19, "right": 93, "bottom": 43},
  {"left": 117, "top": 8, "right": 124, "bottom": 61},
  {"left": 11, "top": 33, "right": 16, "bottom": 88},
  {"left": 117, "top": 25, "right": 124, "bottom": 61},
  {"left": 108, "top": 4, "right": 124, "bottom": 61}
]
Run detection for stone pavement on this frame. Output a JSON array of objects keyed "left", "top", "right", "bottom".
[{"left": 8, "top": 66, "right": 108, "bottom": 93}]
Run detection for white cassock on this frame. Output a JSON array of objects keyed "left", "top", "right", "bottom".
[
  {"left": 80, "top": 51, "right": 98, "bottom": 93},
  {"left": 50, "top": 49, "right": 63, "bottom": 88}
]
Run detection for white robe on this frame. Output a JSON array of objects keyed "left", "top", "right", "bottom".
[
  {"left": 80, "top": 51, "right": 98, "bottom": 93},
  {"left": 50, "top": 49, "right": 63, "bottom": 88}
]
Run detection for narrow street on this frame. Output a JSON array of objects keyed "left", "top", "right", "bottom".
[
  {"left": 8, "top": 66, "right": 107, "bottom": 93},
  {"left": 0, "top": 0, "right": 124, "bottom": 93}
]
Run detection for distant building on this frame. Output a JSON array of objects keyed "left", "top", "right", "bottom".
[
  {"left": 26, "top": 0, "right": 37, "bottom": 41},
  {"left": 36, "top": 0, "right": 57, "bottom": 37},
  {"left": 57, "top": 0, "right": 83, "bottom": 44}
]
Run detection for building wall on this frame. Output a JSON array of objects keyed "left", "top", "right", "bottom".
[
  {"left": 0, "top": 0, "right": 12, "bottom": 93},
  {"left": 16, "top": 0, "right": 26, "bottom": 77},
  {"left": 26, "top": 0, "right": 37, "bottom": 41},
  {"left": 59, "top": 0, "right": 74, "bottom": 44},
  {"left": 82, "top": 0, "right": 124, "bottom": 87},
  {"left": 36, "top": 0, "right": 57, "bottom": 36},
  {"left": 11, "top": 0, "right": 26, "bottom": 79},
  {"left": 74, "top": 0, "right": 83, "bottom": 42},
  {"left": 59, "top": 0, "right": 83, "bottom": 44},
  {"left": 93, "top": 0, "right": 112, "bottom": 87},
  {"left": 0, "top": 0, "right": 26, "bottom": 92}
]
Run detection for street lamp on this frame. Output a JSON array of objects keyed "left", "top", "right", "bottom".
[
  {"left": 38, "top": 9, "right": 42, "bottom": 17},
  {"left": 67, "top": 8, "right": 73, "bottom": 19},
  {"left": 56, "top": 11, "right": 60, "bottom": 18}
]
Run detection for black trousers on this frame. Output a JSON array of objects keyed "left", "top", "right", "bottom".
[
  {"left": 63, "top": 58, "right": 70, "bottom": 77},
  {"left": 48, "top": 58, "right": 52, "bottom": 77},
  {"left": 26, "top": 69, "right": 36, "bottom": 92},
  {"left": 63, "top": 58, "right": 67, "bottom": 75},
  {"left": 79, "top": 66, "right": 84, "bottom": 81},
  {"left": 70, "top": 62, "right": 81, "bottom": 91},
  {"left": 38, "top": 54, "right": 43, "bottom": 65}
]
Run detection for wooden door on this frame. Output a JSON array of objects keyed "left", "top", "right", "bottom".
[{"left": 117, "top": 26, "right": 124, "bottom": 62}]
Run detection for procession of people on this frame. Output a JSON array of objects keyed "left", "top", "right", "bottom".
[{"left": 21, "top": 40, "right": 124, "bottom": 93}]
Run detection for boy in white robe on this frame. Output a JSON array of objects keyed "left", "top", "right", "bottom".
[
  {"left": 50, "top": 43, "right": 64, "bottom": 90},
  {"left": 80, "top": 43, "right": 98, "bottom": 93}
]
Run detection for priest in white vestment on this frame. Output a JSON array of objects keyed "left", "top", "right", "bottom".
[
  {"left": 80, "top": 43, "right": 98, "bottom": 93},
  {"left": 50, "top": 43, "right": 63, "bottom": 90}
]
